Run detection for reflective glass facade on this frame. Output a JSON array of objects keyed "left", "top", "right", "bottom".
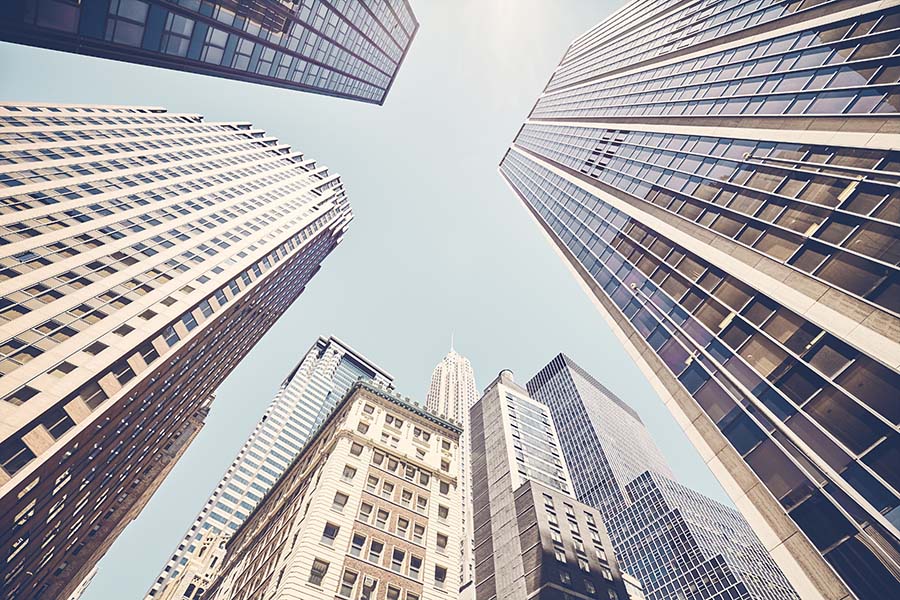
[
  {"left": 0, "top": 0, "right": 417, "bottom": 104},
  {"left": 528, "top": 355, "right": 798, "bottom": 600},
  {"left": 0, "top": 102, "right": 352, "bottom": 599},
  {"left": 146, "top": 336, "right": 393, "bottom": 600},
  {"left": 501, "top": 1, "right": 900, "bottom": 598}
]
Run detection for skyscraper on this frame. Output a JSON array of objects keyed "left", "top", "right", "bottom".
[
  {"left": 470, "top": 369, "right": 630, "bottom": 600},
  {"left": 0, "top": 0, "right": 417, "bottom": 104},
  {"left": 205, "top": 378, "right": 464, "bottom": 600},
  {"left": 528, "top": 354, "right": 798, "bottom": 600},
  {"left": 499, "top": 2, "right": 900, "bottom": 598},
  {"left": 146, "top": 336, "right": 393, "bottom": 600},
  {"left": 425, "top": 343, "right": 477, "bottom": 595},
  {"left": 0, "top": 102, "right": 352, "bottom": 599}
]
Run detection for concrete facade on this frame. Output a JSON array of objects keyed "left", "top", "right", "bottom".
[
  {"left": 146, "top": 336, "right": 393, "bottom": 600},
  {"left": 206, "top": 379, "right": 464, "bottom": 600},
  {"left": 470, "top": 369, "right": 629, "bottom": 600},
  {"left": 0, "top": 102, "right": 352, "bottom": 599}
]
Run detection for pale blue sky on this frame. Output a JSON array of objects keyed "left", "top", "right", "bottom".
[{"left": 1, "top": 2, "right": 731, "bottom": 598}]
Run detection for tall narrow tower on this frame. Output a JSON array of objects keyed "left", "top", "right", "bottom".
[{"left": 425, "top": 343, "right": 477, "bottom": 595}]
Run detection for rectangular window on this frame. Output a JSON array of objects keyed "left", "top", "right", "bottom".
[
  {"left": 332, "top": 491, "right": 348, "bottom": 512},
  {"left": 308, "top": 558, "right": 328, "bottom": 585},
  {"left": 338, "top": 570, "right": 357, "bottom": 598},
  {"left": 321, "top": 522, "right": 339, "bottom": 546},
  {"left": 391, "top": 548, "right": 405, "bottom": 573},
  {"left": 350, "top": 533, "right": 366, "bottom": 557},
  {"left": 368, "top": 539, "right": 384, "bottom": 563}
]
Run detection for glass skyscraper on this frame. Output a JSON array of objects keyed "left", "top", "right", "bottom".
[
  {"left": 500, "top": 2, "right": 900, "bottom": 598},
  {"left": 0, "top": 102, "right": 352, "bottom": 600},
  {"left": 528, "top": 354, "right": 798, "bottom": 600},
  {"left": 0, "top": 0, "right": 417, "bottom": 104},
  {"left": 146, "top": 336, "right": 393, "bottom": 599}
]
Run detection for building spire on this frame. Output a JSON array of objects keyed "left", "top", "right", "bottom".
[{"left": 450, "top": 332, "right": 455, "bottom": 353}]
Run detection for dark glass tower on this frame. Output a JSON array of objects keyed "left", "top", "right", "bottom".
[
  {"left": 500, "top": 2, "right": 900, "bottom": 598},
  {"left": 528, "top": 355, "right": 797, "bottom": 600},
  {"left": 0, "top": 0, "right": 417, "bottom": 104}
]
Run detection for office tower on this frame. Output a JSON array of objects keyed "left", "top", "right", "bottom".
[
  {"left": 622, "top": 573, "right": 645, "bottom": 600},
  {"left": 0, "top": 0, "right": 418, "bottom": 104},
  {"left": 147, "top": 336, "right": 393, "bottom": 600},
  {"left": 205, "top": 379, "right": 464, "bottom": 600},
  {"left": 500, "top": 2, "right": 900, "bottom": 598},
  {"left": 0, "top": 102, "right": 352, "bottom": 599},
  {"left": 425, "top": 342, "right": 477, "bottom": 596},
  {"left": 469, "top": 369, "right": 630, "bottom": 600},
  {"left": 67, "top": 566, "right": 98, "bottom": 600},
  {"left": 529, "top": 355, "right": 798, "bottom": 600}
]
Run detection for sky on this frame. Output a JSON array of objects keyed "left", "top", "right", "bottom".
[{"left": 1, "top": 1, "right": 733, "bottom": 597}]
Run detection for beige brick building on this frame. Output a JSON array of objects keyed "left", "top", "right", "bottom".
[{"left": 207, "top": 379, "right": 463, "bottom": 600}]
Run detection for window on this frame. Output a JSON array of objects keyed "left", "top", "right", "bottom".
[
  {"left": 406, "top": 592, "right": 420, "bottom": 600},
  {"left": 441, "top": 459, "right": 450, "bottom": 472},
  {"left": 368, "top": 540, "right": 384, "bottom": 563},
  {"left": 579, "top": 558, "right": 590, "bottom": 573},
  {"left": 321, "top": 522, "right": 339, "bottom": 546},
  {"left": 373, "top": 451, "right": 385, "bottom": 466},
  {"left": 436, "top": 532, "right": 448, "bottom": 552},
  {"left": 358, "top": 502, "right": 373, "bottom": 523},
  {"left": 308, "top": 559, "right": 329, "bottom": 586},
  {"left": 366, "top": 475, "right": 379, "bottom": 493},
  {"left": 350, "top": 442, "right": 364, "bottom": 456},
  {"left": 409, "top": 554, "right": 422, "bottom": 580},
  {"left": 391, "top": 548, "right": 405, "bottom": 573},
  {"left": 596, "top": 548, "right": 607, "bottom": 562},
  {"left": 401, "top": 489, "right": 413, "bottom": 507},
  {"left": 361, "top": 577, "right": 378, "bottom": 600},
  {"left": 375, "top": 509, "right": 389, "bottom": 529},
  {"left": 555, "top": 549, "right": 566, "bottom": 563},
  {"left": 338, "top": 570, "right": 357, "bottom": 598},
  {"left": 397, "top": 516, "right": 410, "bottom": 538},
  {"left": 441, "top": 440, "right": 451, "bottom": 451},
  {"left": 342, "top": 465, "right": 357, "bottom": 482},
  {"left": 434, "top": 565, "right": 447, "bottom": 590},
  {"left": 381, "top": 481, "right": 394, "bottom": 499},
  {"left": 419, "top": 471, "right": 430, "bottom": 485},
  {"left": 387, "top": 586, "right": 401, "bottom": 600},
  {"left": 363, "top": 403, "right": 375, "bottom": 414},
  {"left": 608, "top": 591, "right": 618, "bottom": 600},
  {"left": 439, "top": 481, "right": 450, "bottom": 495},
  {"left": 601, "top": 567, "right": 612, "bottom": 580},
  {"left": 559, "top": 570, "right": 571, "bottom": 584},
  {"left": 585, "top": 580, "right": 596, "bottom": 595},
  {"left": 350, "top": 533, "right": 366, "bottom": 557},
  {"left": 332, "top": 492, "right": 349, "bottom": 512},
  {"left": 416, "top": 496, "right": 428, "bottom": 513},
  {"left": 438, "top": 505, "right": 449, "bottom": 521},
  {"left": 413, "top": 523, "right": 425, "bottom": 544},
  {"left": 385, "top": 414, "right": 403, "bottom": 428},
  {"left": 414, "top": 427, "right": 430, "bottom": 441},
  {"left": 357, "top": 422, "right": 369, "bottom": 434}
]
